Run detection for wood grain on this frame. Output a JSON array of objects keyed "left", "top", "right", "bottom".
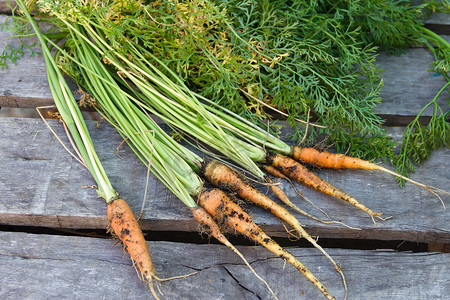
[
  {"left": 0, "top": 231, "right": 449, "bottom": 300},
  {"left": 0, "top": 0, "right": 15, "bottom": 14},
  {"left": 1, "top": 117, "right": 449, "bottom": 243},
  {"left": 376, "top": 48, "right": 449, "bottom": 122},
  {"left": 0, "top": 15, "right": 75, "bottom": 108}
]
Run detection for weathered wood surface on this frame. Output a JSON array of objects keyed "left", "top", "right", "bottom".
[
  {"left": 0, "top": 0, "right": 14, "bottom": 14},
  {"left": 1, "top": 15, "right": 449, "bottom": 124},
  {"left": 1, "top": 117, "right": 449, "bottom": 243},
  {"left": 1, "top": 3, "right": 449, "bottom": 299},
  {"left": 1, "top": 231, "right": 449, "bottom": 300},
  {"left": 376, "top": 48, "right": 449, "bottom": 124},
  {"left": 0, "top": 15, "right": 74, "bottom": 108}
]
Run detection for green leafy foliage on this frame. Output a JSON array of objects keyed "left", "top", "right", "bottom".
[
  {"left": 218, "top": 0, "right": 387, "bottom": 152},
  {"left": 394, "top": 25, "right": 450, "bottom": 182},
  {"left": 394, "top": 82, "right": 450, "bottom": 185},
  {"left": 0, "top": 10, "right": 40, "bottom": 70},
  {"left": 3, "top": 0, "right": 449, "bottom": 181},
  {"left": 321, "top": 1, "right": 450, "bottom": 180},
  {"left": 92, "top": 0, "right": 392, "bottom": 160}
]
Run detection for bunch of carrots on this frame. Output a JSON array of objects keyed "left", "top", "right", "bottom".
[
  {"left": 13, "top": 0, "right": 449, "bottom": 299},
  {"left": 59, "top": 22, "right": 343, "bottom": 298}
]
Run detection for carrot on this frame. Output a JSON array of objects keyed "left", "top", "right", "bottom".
[
  {"left": 203, "top": 160, "right": 330, "bottom": 234},
  {"left": 198, "top": 187, "right": 336, "bottom": 300},
  {"left": 263, "top": 165, "right": 333, "bottom": 220},
  {"left": 267, "top": 152, "right": 387, "bottom": 224},
  {"left": 107, "top": 199, "right": 160, "bottom": 299},
  {"left": 265, "top": 176, "right": 357, "bottom": 231},
  {"left": 263, "top": 165, "right": 330, "bottom": 216},
  {"left": 291, "top": 146, "right": 448, "bottom": 209},
  {"left": 202, "top": 160, "right": 308, "bottom": 225},
  {"left": 107, "top": 200, "right": 196, "bottom": 299},
  {"left": 266, "top": 175, "right": 321, "bottom": 224},
  {"left": 291, "top": 146, "right": 374, "bottom": 170},
  {"left": 190, "top": 205, "right": 278, "bottom": 299},
  {"left": 262, "top": 165, "right": 334, "bottom": 218},
  {"left": 202, "top": 160, "right": 347, "bottom": 297},
  {"left": 263, "top": 164, "right": 290, "bottom": 179}
]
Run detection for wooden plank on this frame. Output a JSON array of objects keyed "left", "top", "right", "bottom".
[
  {"left": 0, "top": 231, "right": 449, "bottom": 300},
  {"left": 425, "top": 13, "right": 450, "bottom": 34},
  {"left": 1, "top": 117, "right": 449, "bottom": 243},
  {"left": 427, "top": 13, "right": 450, "bottom": 26},
  {"left": 376, "top": 48, "right": 449, "bottom": 123},
  {"left": 0, "top": 15, "right": 73, "bottom": 108},
  {"left": 1, "top": 16, "right": 449, "bottom": 121},
  {"left": 0, "top": 0, "right": 14, "bottom": 14}
]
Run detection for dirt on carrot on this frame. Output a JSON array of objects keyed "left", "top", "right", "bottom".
[
  {"left": 290, "top": 146, "right": 448, "bottom": 209},
  {"left": 202, "top": 160, "right": 319, "bottom": 232},
  {"left": 267, "top": 152, "right": 385, "bottom": 223},
  {"left": 108, "top": 199, "right": 198, "bottom": 299},
  {"left": 198, "top": 187, "right": 336, "bottom": 300},
  {"left": 202, "top": 160, "right": 291, "bottom": 216},
  {"left": 201, "top": 160, "right": 346, "bottom": 296},
  {"left": 263, "top": 164, "right": 290, "bottom": 179},
  {"left": 265, "top": 176, "right": 355, "bottom": 231},
  {"left": 263, "top": 165, "right": 338, "bottom": 223},
  {"left": 190, "top": 205, "right": 278, "bottom": 299},
  {"left": 107, "top": 199, "right": 160, "bottom": 299}
]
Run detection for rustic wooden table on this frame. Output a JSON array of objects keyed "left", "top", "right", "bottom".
[{"left": 1, "top": 3, "right": 449, "bottom": 300}]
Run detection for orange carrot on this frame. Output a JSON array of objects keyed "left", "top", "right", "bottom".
[
  {"left": 266, "top": 175, "right": 317, "bottom": 222},
  {"left": 267, "top": 152, "right": 386, "bottom": 223},
  {"left": 263, "top": 165, "right": 331, "bottom": 218},
  {"left": 203, "top": 160, "right": 307, "bottom": 224},
  {"left": 203, "top": 160, "right": 331, "bottom": 233},
  {"left": 198, "top": 187, "right": 336, "bottom": 300},
  {"left": 291, "top": 146, "right": 372, "bottom": 169},
  {"left": 291, "top": 146, "right": 448, "bottom": 208},
  {"left": 107, "top": 199, "right": 160, "bottom": 299},
  {"left": 190, "top": 205, "right": 278, "bottom": 299},
  {"left": 265, "top": 176, "right": 356, "bottom": 231},
  {"left": 263, "top": 164, "right": 289, "bottom": 179},
  {"left": 202, "top": 160, "right": 347, "bottom": 296}
]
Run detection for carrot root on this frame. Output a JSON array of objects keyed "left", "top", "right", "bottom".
[
  {"left": 267, "top": 152, "right": 387, "bottom": 223},
  {"left": 290, "top": 146, "right": 373, "bottom": 169},
  {"left": 198, "top": 188, "right": 336, "bottom": 300},
  {"left": 266, "top": 176, "right": 359, "bottom": 231},
  {"left": 202, "top": 160, "right": 345, "bottom": 297},
  {"left": 107, "top": 199, "right": 196, "bottom": 300},
  {"left": 203, "top": 160, "right": 333, "bottom": 233},
  {"left": 265, "top": 180, "right": 348, "bottom": 298},
  {"left": 264, "top": 165, "right": 336, "bottom": 222},
  {"left": 291, "top": 146, "right": 448, "bottom": 209},
  {"left": 190, "top": 205, "right": 278, "bottom": 300},
  {"left": 107, "top": 199, "right": 160, "bottom": 299},
  {"left": 374, "top": 165, "right": 447, "bottom": 210}
]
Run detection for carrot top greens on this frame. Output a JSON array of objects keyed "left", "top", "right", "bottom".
[
  {"left": 11, "top": 0, "right": 118, "bottom": 203},
  {"left": 1, "top": 0, "right": 449, "bottom": 181}
]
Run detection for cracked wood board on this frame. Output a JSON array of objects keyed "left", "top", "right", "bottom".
[
  {"left": 1, "top": 117, "right": 449, "bottom": 243},
  {"left": 0, "top": 15, "right": 449, "bottom": 121},
  {"left": 0, "top": 231, "right": 449, "bottom": 300}
]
